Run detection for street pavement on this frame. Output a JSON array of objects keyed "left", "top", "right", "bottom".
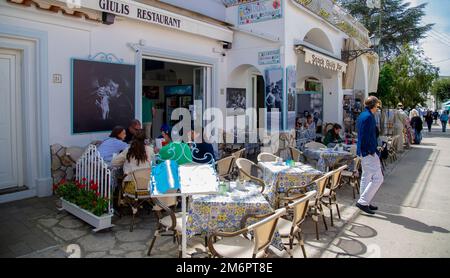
[{"left": 322, "top": 123, "right": 450, "bottom": 258}]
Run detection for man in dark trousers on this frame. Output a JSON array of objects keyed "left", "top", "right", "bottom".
[{"left": 356, "top": 96, "right": 384, "bottom": 214}]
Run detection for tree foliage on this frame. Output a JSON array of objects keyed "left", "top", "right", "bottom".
[
  {"left": 339, "top": 0, "right": 433, "bottom": 61},
  {"left": 377, "top": 45, "right": 439, "bottom": 108},
  {"left": 431, "top": 78, "right": 450, "bottom": 103}
]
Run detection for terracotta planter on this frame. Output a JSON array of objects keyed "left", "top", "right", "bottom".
[{"left": 61, "top": 198, "right": 114, "bottom": 232}]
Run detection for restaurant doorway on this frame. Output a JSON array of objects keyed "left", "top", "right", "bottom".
[
  {"left": 141, "top": 57, "right": 211, "bottom": 139},
  {"left": 297, "top": 77, "right": 324, "bottom": 133},
  {"left": 253, "top": 75, "right": 265, "bottom": 130}
]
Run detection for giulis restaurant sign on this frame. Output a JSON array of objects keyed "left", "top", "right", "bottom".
[
  {"left": 97, "top": 0, "right": 181, "bottom": 28},
  {"left": 59, "top": 0, "right": 233, "bottom": 42}
]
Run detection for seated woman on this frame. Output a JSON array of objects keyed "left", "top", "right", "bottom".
[
  {"left": 98, "top": 126, "right": 128, "bottom": 163},
  {"left": 111, "top": 130, "right": 155, "bottom": 183},
  {"left": 190, "top": 130, "right": 216, "bottom": 164},
  {"left": 323, "top": 124, "right": 344, "bottom": 147}
]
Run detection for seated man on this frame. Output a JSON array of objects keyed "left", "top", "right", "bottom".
[
  {"left": 323, "top": 124, "right": 344, "bottom": 147},
  {"left": 190, "top": 130, "right": 216, "bottom": 164},
  {"left": 124, "top": 119, "right": 142, "bottom": 144}
]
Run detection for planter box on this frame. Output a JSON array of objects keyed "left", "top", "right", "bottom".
[{"left": 61, "top": 198, "right": 114, "bottom": 232}]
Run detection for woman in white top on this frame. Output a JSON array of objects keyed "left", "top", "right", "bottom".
[{"left": 112, "top": 130, "right": 155, "bottom": 183}]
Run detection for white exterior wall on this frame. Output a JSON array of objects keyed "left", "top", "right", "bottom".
[
  {"left": 284, "top": 0, "right": 349, "bottom": 127},
  {"left": 0, "top": 2, "right": 227, "bottom": 147}
]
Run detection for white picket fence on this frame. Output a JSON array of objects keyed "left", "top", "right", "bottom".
[{"left": 75, "top": 144, "right": 113, "bottom": 214}]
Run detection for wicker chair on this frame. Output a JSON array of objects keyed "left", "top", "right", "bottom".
[
  {"left": 341, "top": 157, "right": 361, "bottom": 199},
  {"left": 231, "top": 148, "right": 246, "bottom": 160},
  {"left": 121, "top": 168, "right": 152, "bottom": 232},
  {"left": 321, "top": 165, "right": 347, "bottom": 227},
  {"left": 208, "top": 208, "right": 286, "bottom": 258},
  {"left": 216, "top": 156, "right": 235, "bottom": 181},
  {"left": 147, "top": 195, "right": 182, "bottom": 258},
  {"left": 306, "top": 172, "right": 333, "bottom": 240},
  {"left": 235, "top": 158, "right": 265, "bottom": 193},
  {"left": 305, "top": 141, "right": 327, "bottom": 150},
  {"left": 277, "top": 191, "right": 316, "bottom": 258},
  {"left": 230, "top": 148, "right": 246, "bottom": 179},
  {"left": 257, "top": 152, "right": 280, "bottom": 163},
  {"left": 289, "top": 147, "right": 307, "bottom": 163}
]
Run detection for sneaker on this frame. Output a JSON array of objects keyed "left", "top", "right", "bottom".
[
  {"left": 356, "top": 203, "right": 375, "bottom": 215},
  {"left": 369, "top": 205, "right": 378, "bottom": 211}
]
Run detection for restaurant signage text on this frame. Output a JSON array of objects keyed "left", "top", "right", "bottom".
[
  {"left": 57, "top": 0, "right": 232, "bottom": 42},
  {"left": 304, "top": 48, "right": 347, "bottom": 73}
]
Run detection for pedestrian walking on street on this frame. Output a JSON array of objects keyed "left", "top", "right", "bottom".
[
  {"left": 441, "top": 111, "right": 449, "bottom": 133},
  {"left": 355, "top": 96, "right": 384, "bottom": 215},
  {"left": 424, "top": 110, "right": 433, "bottom": 133},
  {"left": 410, "top": 110, "right": 423, "bottom": 144},
  {"left": 433, "top": 110, "right": 439, "bottom": 125}
]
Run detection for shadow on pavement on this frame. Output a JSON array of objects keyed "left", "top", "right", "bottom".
[{"left": 371, "top": 212, "right": 450, "bottom": 234}]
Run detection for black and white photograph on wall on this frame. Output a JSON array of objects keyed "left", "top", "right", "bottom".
[
  {"left": 72, "top": 59, "right": 135, "bottom": 134},
  {"left": 286, "top": 66, "right": 297, "bottom": 129},
  {"left": 265, "top": 67, "right": 283, "bottom": 130},
  {"left": 226, "top": 88, "right": 247, "bottom": 116}
]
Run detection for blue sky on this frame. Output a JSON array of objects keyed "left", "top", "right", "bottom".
[{"left": 409, "top": 0, "right": 450, "bottom": 76}]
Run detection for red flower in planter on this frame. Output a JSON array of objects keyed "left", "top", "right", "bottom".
[
  {"left": 273, "top": 0, "right": 280, "bottom": 9},
  {"left": 95, "top": 192, "right": 100, "bottom": 197},
  {"left": 90, "top": 183, "right": 99, "bottom": 192},
  {"left": 59, "top": 179, "right": 66, "bottom": 185},
  {"left": 82, "top": 178, "right": 87, "bottom": 182}
]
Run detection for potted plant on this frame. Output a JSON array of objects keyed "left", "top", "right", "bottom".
[{"left": 53, "top": 179, "right": 113, "bottom": 231}]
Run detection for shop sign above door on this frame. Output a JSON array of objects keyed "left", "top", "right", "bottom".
[
  {"left": 55, "top": 0, "right": 233, "bottom": 42},
  {"left": 304, "top": 48, "right": 347, "bottom": 73},
  {"left": 258, "top": 49, "right": 280, "bottom": 65}
]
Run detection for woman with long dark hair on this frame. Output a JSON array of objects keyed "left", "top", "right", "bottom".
[
  {"left": 112, "top": 130, "right": 155, "bottom": 182},
  {"left": 98, "top": 126, "right": 128, "bottom": 163}
]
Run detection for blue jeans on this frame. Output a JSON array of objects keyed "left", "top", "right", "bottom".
[{"left": 442, "top": 121, "right": 448, "bottom": 132}]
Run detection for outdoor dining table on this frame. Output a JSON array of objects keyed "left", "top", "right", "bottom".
[
  {"left": 187, "top": 182, "right": 285, "bottom": 252},
  {"left": 150, "top": 163, "right": 219, "bottom": 258},
  {"left": 303, "top": 148, "right": 355, "bottom": 172},
  {"left": 258, "top": 161, "right": 323, "bottom": 207}
]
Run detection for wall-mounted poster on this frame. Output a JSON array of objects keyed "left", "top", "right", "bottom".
[
  {"left": 286, "top": 66, "right": 297, "bottom": 130},
  {"left": 143, "top": 86, "right": 160, "bottom": 99},
  {"left": 258, "top": 49, "right": 281, "bottom": 65},
  {"left": 238, "top": 0, "right": 282, "bottom": 25},
  {"left": 226, "top": 88, "right": 247, "bottom": 116},
  {"left": 265, "top": 67, "right": 283, "bottom": 130},
  {"left": 72, "top": 59, "right": 135, "bottom": 134}
]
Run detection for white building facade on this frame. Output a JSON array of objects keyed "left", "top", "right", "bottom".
[{"left": 0, "top": 0, "right": 378, "bottom": 202}]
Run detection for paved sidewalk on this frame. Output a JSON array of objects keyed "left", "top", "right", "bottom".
[{"left": 321, "top": 124, "right": 450, "bottom": 258}]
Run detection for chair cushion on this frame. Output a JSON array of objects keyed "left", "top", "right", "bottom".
[
  {"left": 212, "top": 236, "right": 255, "bottom": 258},
  {"left": 341, "top": 171, "right": 353, "bottom": 177},
  {"left": 160, "top": 212, "right": 183, "bottom": 232},
  {"left": 122, "top": 181, "right": 151, "bottom": 198},
  {"left": 323, "top": 188, "right": 331, "bottom": 197},
  {"left": 276, "top": 217, "right": 294, "bottom": 237}
]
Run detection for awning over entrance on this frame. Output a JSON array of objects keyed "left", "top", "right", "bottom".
[{"left": 296, "top": 45, "right": 347, "bottom": 73}]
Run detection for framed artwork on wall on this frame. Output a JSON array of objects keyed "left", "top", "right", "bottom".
[
  {"left": 72, "top": 58, "right": 136, "bottom": 134},
  {"left": 226, "top": 88, "right": 247, "bottom": 116}
]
